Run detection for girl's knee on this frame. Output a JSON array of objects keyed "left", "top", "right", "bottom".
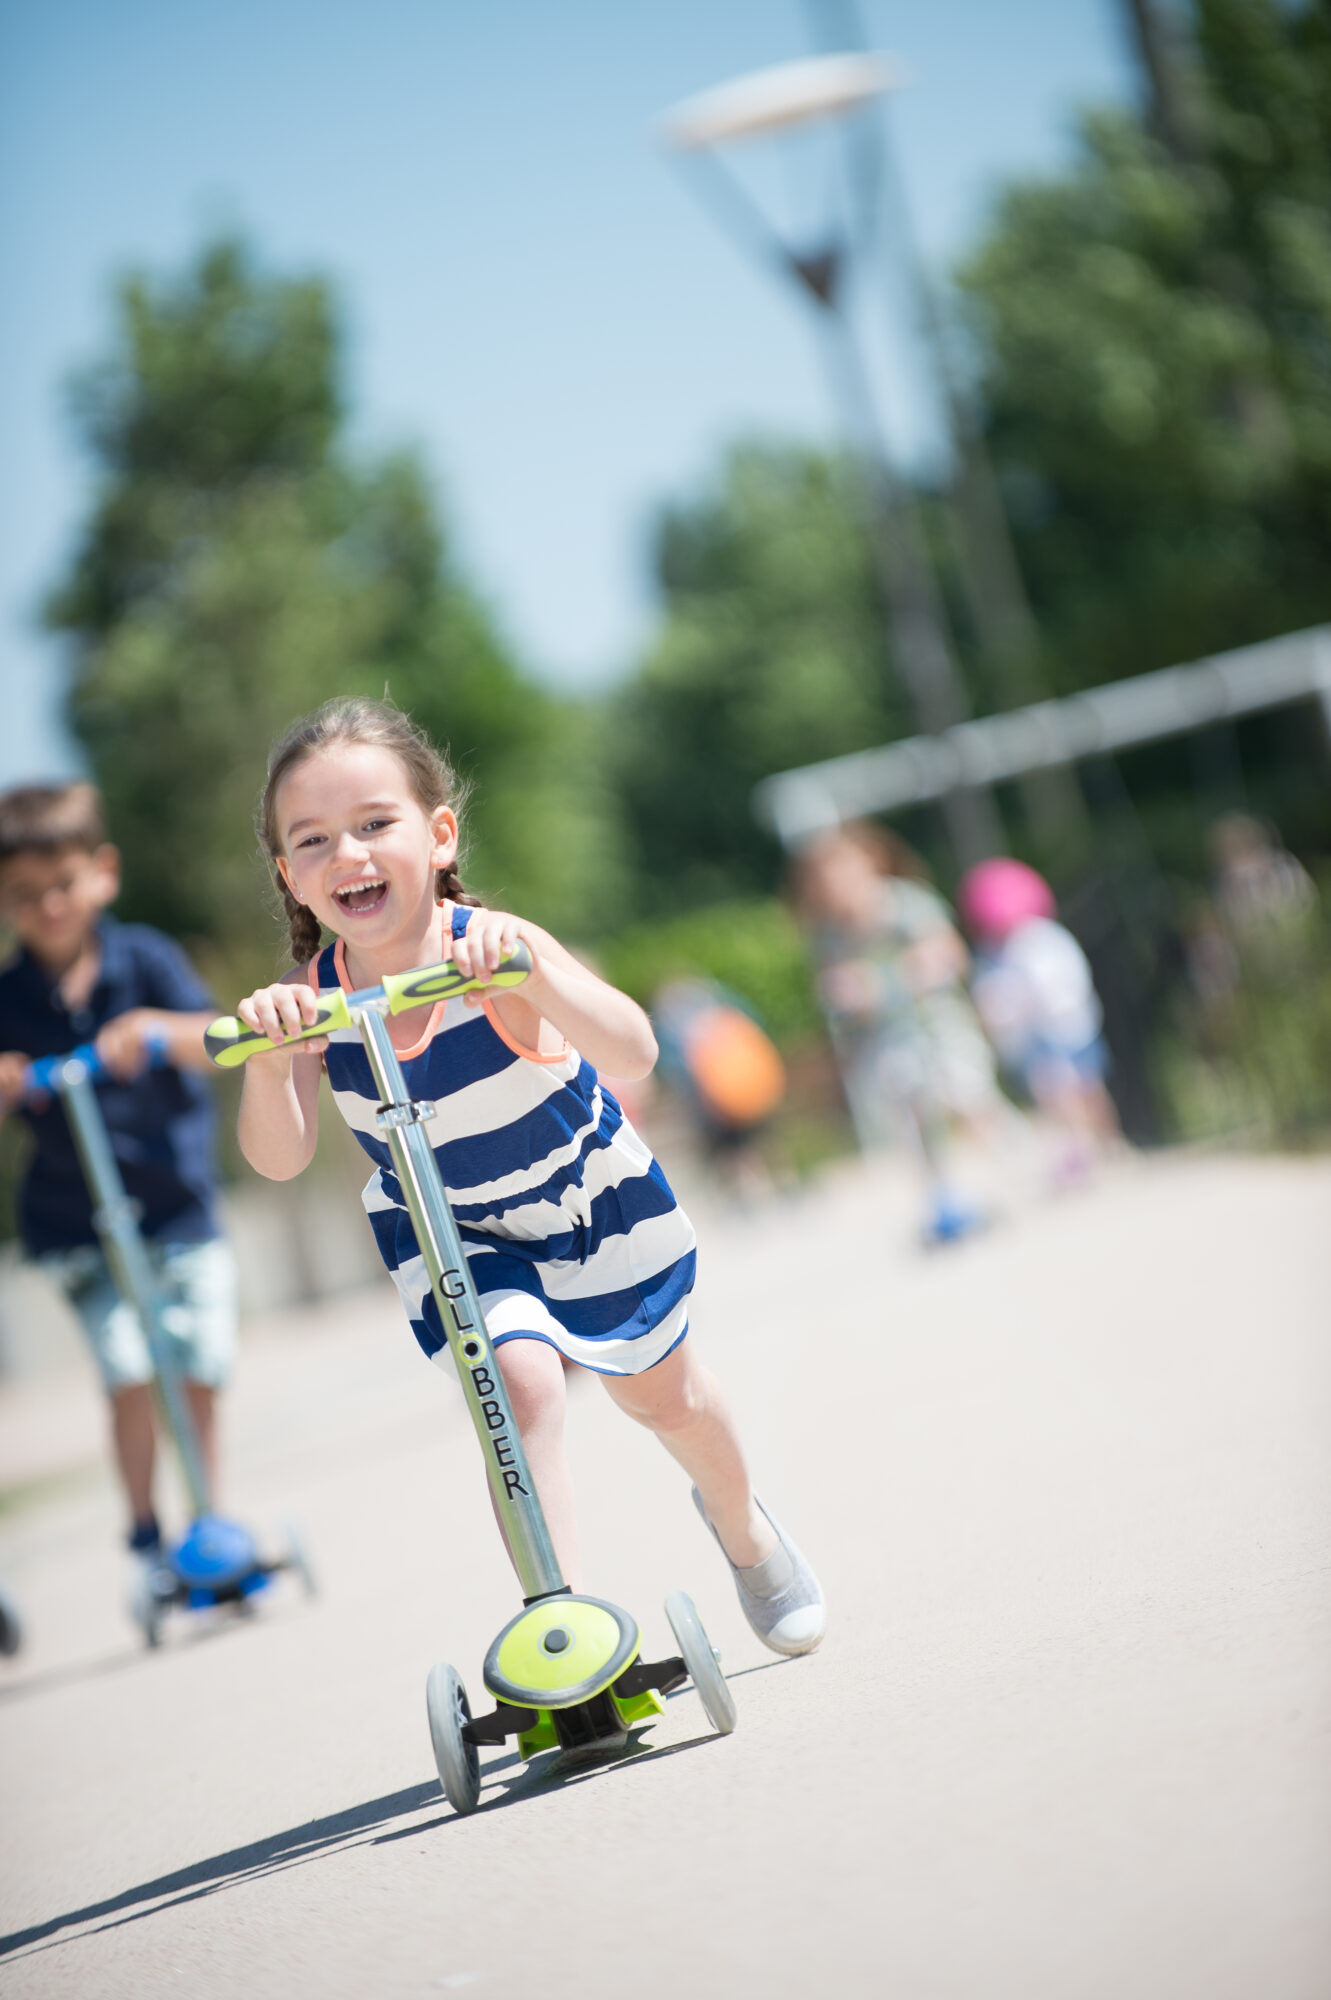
[
  {"left": 641, "top": 1389, "right": 704, "bottom": 1434},
  {"left": 611, "top": 1354, "right": 711, "bottom": 1433},
  {"left": 496, "top": 1339, "right": 566, "bottom": 1435}
]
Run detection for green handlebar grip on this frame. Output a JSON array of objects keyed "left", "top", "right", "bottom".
[
  {"left": 382, "top": 940, "right": 534, "bottom": 1014},
  {"left": 204, "top": 941, "right": 534, "bottom": 1068},
  {"left": 204, "top": 989, "right": 354, "bottom": 1068}
]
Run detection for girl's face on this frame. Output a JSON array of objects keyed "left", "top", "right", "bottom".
[
  {"left": 801, "top": 836, "right": 884, "bottom": 929},
  {"left": 274, "top": 743, "right": 457, "bottom": 949}
]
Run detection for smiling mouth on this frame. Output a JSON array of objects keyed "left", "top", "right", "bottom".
[{"left": 333, "top": 879, "right": 388, "bottom": 916}]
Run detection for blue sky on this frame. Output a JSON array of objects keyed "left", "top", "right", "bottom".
[{"left": 0, "top": 1, "right": 1134, "bottom": 780}]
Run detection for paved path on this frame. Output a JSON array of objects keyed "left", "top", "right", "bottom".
[{"left": 1, "top": 1152, "right": 1328, "bottom": 1999}]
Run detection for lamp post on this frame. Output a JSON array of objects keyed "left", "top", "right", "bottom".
[
  {"left": 801, "top": 0, "right": 1091, "bottom": 851},
  {"left": 660, "top": 52, "right": 1004, "bottom": 867}
]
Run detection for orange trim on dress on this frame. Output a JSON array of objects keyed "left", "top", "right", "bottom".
[
  {"left": 480, "top": 996, "right": 571, "bottom": 1066},
  {"left": 329, "top": 921, "right": 569, "bottom": 1065},
  {"left": 301, "top": 954, "right": 329, "bottom": 1070},
  {"left": 331, "top": 936, "right": 444, "bottom": 1061},
  {"left": 440, "top": 899, "right": 570, "bottom": 1065}
]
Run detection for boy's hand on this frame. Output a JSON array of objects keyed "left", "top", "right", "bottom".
[
  {"left": 0, "top": 1051, "right": 30, "bottom": 1114},
  {"left": 95, "top": 1008, "right": 170, "bottom": 1080},
  {"left": 448, "top": 910, "right": 528, "bottom": 1001},
  {"left": 236, "top": 983, "right": 329, "bottom": 1058}
]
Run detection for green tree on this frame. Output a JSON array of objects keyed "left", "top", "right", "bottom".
[
  {"left": 611, "top": 442, "right": 909, "bottom": 915},
  {"left": 956, "top": 0, "right": 1331, "bottom": 693},
  {"left": 48, "top": 236, "right": 624, "bottom": 967}
]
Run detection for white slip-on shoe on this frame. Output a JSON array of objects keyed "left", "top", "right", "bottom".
[{"left": 691, "top": 1486, "right": 827, "bottom": 1657}]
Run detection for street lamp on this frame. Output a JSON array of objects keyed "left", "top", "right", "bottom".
[{"left": 659, "top": 52, "right": 1004, "bottom": 867}]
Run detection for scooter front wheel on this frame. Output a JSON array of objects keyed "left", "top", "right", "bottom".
[
  {"left": 426, "top": 1662, "right": 481, "bottom": 1815},
  {"left": 664, "top": 1590, "right": 736, "bottom": 1736}
]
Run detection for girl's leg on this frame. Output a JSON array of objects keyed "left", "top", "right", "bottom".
[
  {"left": 601, "top": 1342, "right": 777, "bottom": 1569},
  {"left": 494, "top": 1337, "right": 583, "bottom": 1589}
]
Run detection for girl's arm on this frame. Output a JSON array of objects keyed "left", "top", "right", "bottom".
[
  {"left": 903, "top": 923, "right": 969, "bottom": 995},
  {"left": 235, "top": 971, "right": 328, "bottom": 1180},
  {"left": 450, "top": 912, "right": 658, "bottom": 1079}
]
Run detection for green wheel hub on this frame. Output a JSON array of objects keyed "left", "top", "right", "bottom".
[{"left": 483, "top": 1595, "right": 640, "bottom": 1709}]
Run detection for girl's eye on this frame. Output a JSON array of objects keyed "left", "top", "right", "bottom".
[
  {"left": 296, "top": 834, "right": 325, "bottom": 850},
  {"left": 363, "top": 818, "right": 392, "bottom": 833}
]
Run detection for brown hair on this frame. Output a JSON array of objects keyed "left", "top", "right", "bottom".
[
  {"left": 787, "top": 818, "right": 927, "bottom": 918},
  {"left": 257, "top": 697, "right": 479, "bottom": 962},
  {"left": 0, "top": 782, "right": 106, "bottom": 863}
]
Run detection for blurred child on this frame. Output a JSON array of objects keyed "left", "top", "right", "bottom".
[
  {"left": 790, "top": 822, "right": 998, "bottom": 1245},
  {"left": 651, "top": 976, "right": 786, "bottom": 1203},
  {"left": 0, "top": 784, "right": 236, "bottom": 1595},
  {"left": 1209, "top": 814, "right": 1316, "bottom": 950},
  {"left": 959, "top": 858, "right": 1119, "bottom": 1184}
]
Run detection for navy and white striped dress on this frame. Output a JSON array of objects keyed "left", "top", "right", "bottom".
[{"left": 316, "top": 908, "right": 696, "bottom": 1376}]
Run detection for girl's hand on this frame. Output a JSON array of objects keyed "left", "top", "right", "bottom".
[
  {"left": 819, "top": 960, "right": 880, "bottom": 1018},
  {"left": 903, "top": 930, "right": 967, "bottom": 996},
  {"left": 449, "top": 909, "right": 529, "bottom": 1000},
  {"left": 236, "top": 982, "right": 330, "bottom": 1057}
]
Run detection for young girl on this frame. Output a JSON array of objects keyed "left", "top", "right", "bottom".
[
  {"left": 234, "top": 698, "right": 824, "bottom": 1656},
  {"left": 791, "top": 823, "right": 999, "bottom": 1245},
  {"left": 958, "top": 857, "right": 1120, "bottom": 1185}
]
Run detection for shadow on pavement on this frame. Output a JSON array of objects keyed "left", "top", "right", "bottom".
[
  {"left": 0, "top": 1779, "right": 443, "bottom": 1962},
  {"left": 0, "top": 1644, "right": 151, "bottom": 1708},
  {"left": 1, "top": 1720, "right": 729, "bottom": 1963},
  {"left": 373, "top": 1723, "right": 726, "bottom": 1844},
  {"left": 0, "top": 1596, "right": 308, "bottom": 1709}
]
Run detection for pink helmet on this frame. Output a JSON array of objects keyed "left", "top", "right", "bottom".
[{"left": 958, "top": 858, "right": 1055, "bottom": 939}]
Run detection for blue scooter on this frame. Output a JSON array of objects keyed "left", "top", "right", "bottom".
[{"left": 25, "top": 1044, "right": 315, "bottom": 1645}]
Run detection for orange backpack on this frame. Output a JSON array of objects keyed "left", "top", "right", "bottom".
[{"left": 685, "top": 1007, "right": 787, "bottom": 1130}]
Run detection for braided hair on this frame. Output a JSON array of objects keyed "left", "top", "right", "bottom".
[{"left": 257, "top": 697, "right": 480, "bottom": 963}]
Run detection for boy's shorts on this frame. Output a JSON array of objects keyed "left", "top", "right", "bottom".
[{"left": 39, "top": 1237, "right": 238, "bottom": 1395}]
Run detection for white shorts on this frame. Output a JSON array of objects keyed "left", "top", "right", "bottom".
[{"left": 39, "top": 1237, "right": 238, "bottom": 1395}]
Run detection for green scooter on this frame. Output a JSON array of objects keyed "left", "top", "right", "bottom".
[{"left": 206, "top": 946, "right": 735, "bottom": 1813}]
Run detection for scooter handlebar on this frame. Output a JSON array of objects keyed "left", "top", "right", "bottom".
[
  {"left": 24, "top": 1031, "right": 171, "bottom": 1098},
  {"left": 204, "top": 942, "right": 535, "bottom": 1069},
  {"left": 25, "top": 1045, "right": 105, "bottom": 1095}
]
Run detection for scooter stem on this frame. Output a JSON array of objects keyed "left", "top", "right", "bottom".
[
  {"left": 354, "top": 1005, "right": 566, "bottom": 1602},
  {"left": 56, "top": 1060, "right": 213, "bottom": 1519}
]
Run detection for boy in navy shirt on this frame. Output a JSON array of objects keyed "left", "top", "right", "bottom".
[{"left": 0, "top": 782, "right": 237, "bottom": 1585}]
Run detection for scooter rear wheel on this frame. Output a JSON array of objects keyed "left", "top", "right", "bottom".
[
  {"left": 128, "top": 1565, "right": 165, "bottom": 1649},
  {"left": 280, "top": 1518, "right": 318, "bottom": 1598},
  {"left": 0, "top": 1582, "right": 24, "bottom": 1658},
  {"left": 664, "top": 1590, "right": 737, "bottom": 1735},
  {"left": 426, "top": 1662, "right": 482, "bottom": 1815}
]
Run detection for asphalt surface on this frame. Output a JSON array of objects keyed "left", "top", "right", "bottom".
[{"left": 1, "top": 1150, "right": 1329, "bottom": 1999}]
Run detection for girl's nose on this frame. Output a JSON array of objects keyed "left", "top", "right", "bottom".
[{"left": 333, "top": 830, "right": 370, "bottom": 862}]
